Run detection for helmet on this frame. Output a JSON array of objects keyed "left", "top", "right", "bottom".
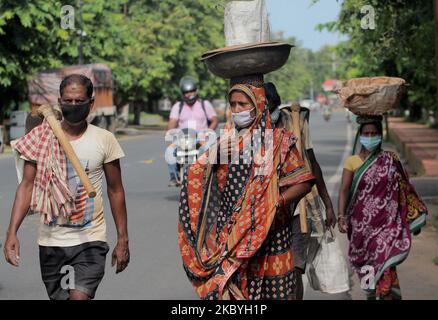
[
  {"left": 180, "top": 76, "right": 197, "bottom": 93},
  {"left": 180, "top": 76, "right": 198, "bottom": 106}
]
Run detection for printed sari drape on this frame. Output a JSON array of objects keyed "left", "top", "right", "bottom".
[
  {"left": 178, "top": 85, "right": 314, "bottom": 300},
  {"left": 347, "top": 150, "right": 427, "bottom": 299}
]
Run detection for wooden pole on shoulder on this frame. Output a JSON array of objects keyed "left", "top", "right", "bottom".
[
  {"left": 290, "top": 103, "right": 308, "bottom": 234},
  {"left": 38, "top": 105, "right": 96, "bottom": 198}
]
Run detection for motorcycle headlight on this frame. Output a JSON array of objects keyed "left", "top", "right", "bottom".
[
  {"left": 187, "top": 138, "right": 196, "bottom": 150},
  {"left": 179, "top": 137, "right": 196, "bottom": 150}
]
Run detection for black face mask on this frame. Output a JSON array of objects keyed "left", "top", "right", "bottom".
[
  {"left": 183, "top": 94, "right": 198, "bottom": 106},
  {"left": 60, "top": 101, "right": 91, "bottom": 124}
]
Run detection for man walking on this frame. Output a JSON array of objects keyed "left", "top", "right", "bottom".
[
  {"left": 265, "top": 82, "right": 336, "bottom": 300},
  {"left": 4, "top": 74, "right": 130, "bottom": 300}
]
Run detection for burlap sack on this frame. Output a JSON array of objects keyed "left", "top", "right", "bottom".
[
  {"left": 224, "top": 0, "right": 270, "bottom": 46},
  {"left": 334, "top": 77, "right": 406, "bottom": 115}
]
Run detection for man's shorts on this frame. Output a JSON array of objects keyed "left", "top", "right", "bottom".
[{"left": 39, "top": 241, "right": 109, "bottom": 300}]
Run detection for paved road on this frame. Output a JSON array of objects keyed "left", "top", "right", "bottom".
[{"left": 0, "top": 111, "right": 351, "bottom": 300}]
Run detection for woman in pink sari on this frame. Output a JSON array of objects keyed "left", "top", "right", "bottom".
[{"left": 338, "top": 115, "right": 428, "bottom": 300}]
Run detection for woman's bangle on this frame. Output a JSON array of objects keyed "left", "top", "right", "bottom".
[{"left": 338, "top": 215, "right": 347, "bottom": 221}]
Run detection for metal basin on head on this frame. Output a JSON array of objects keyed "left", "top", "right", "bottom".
[{"left": 201, "top": 42, "right": 293, "bottom": 79}]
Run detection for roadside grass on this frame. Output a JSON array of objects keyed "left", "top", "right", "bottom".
[
  {"left": 2, "top": 145, "right": 12, "bottom": 154},
  {"left": 128, "top": 112, "right": 166, "bottom": 125},
  {"left": 433, "top": 256, "right": 438, "bottom": 266}
]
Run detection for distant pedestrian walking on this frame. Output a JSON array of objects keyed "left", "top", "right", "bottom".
[
  {"left": 178, "top": 83, "right": 315, "bottom": 300},
  {"left": 337, "top": 115, "right": 428, "bottom": 300}
]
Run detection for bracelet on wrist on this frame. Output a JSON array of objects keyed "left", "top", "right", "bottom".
[{"left": 280, "top": 193, "right": 287, "bottom": 208}]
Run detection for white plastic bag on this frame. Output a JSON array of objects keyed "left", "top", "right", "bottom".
[
  {"left": 224, "top": 0, "right": 270, "bottom": 46},
  {"left": 10, "top": 140, "right": 25, "bottom": 184},
  {"left": 306, "top": 228, "right": 350, "bottom": 294}
]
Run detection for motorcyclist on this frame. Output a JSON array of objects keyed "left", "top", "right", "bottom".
[
  {"left": 322, "top": 104, "right": 332, "bottom": 121},
  {"left": 166, "top": 76, "right": 218, "bottom": 187}
]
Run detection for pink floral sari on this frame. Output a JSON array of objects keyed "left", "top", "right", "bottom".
[{"left": 347, "top": 150, "right": 427, "bottom": 299}]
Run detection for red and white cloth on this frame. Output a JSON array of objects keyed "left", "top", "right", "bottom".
[{"left": 13, "top": 121, "right": 75, "bottom": 224}]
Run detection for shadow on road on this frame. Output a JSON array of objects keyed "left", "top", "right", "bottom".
[{"left": 164, "top": 194, "right": 179, "bottom": 202}]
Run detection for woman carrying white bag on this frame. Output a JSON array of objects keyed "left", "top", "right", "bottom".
[{"left": 306, "top": 225, "right": 351, "bottom": 295}]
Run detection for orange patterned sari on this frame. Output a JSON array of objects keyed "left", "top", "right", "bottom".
[{"left": 178, "top": 85, "right": 314, "bottom": 300}]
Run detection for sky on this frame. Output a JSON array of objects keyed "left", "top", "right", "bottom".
[{"left": 265, "top": 0, "right": 347, "bottom": 51}]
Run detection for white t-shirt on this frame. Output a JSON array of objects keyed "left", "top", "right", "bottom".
[{"left": 38, "top": 124, "right": 125, "bottom": 247}]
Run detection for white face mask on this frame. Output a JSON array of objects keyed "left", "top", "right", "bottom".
[
  {"left": 232, "top": 108, "right": 255, "bottom": 128},
  {"left": 360, "top": 135, "right": 382, "bottom": 152}
]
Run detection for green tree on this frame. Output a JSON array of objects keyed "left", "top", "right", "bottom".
[
  {"left": 0, "top": 0, "right": 71, "bottom": 122},
  {"left": 318, "top": 0, "right": 435, "bottom": 122},
  {"left": 0, "top": 0, "right": 228, "bottom": 125},
  {"left": 266, "top": 35, "right": 338, "bottom": 104},
  {"left": 110, "top": 0, "right": 227, "bottom": 109},
  {"left": 266, "top": 36, "right": 312, "bottom": 103}
]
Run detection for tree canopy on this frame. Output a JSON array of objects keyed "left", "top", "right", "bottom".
[
  {"left": 318, "top": 0, "right": 435, "bottom": 122},
  {"left": 0, "top": 0, "right": 227, "bottom": 121},
  {"left": 1, "top": 0, "right": 434, "bottom": 124}
]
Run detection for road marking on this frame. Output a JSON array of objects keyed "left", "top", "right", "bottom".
[
  {"left": 0, "top": 153, "right": 13, "bottom": 161},
  {"left": 142, "top": 159, "right": 155, "bottom": 164},
  {"left": 327, "top": 123, "right": 353, "bottom": 196}
]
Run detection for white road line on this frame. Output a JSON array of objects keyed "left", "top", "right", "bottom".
[{"left": 327, "top": 123, "right": 353, "bottom": 197}]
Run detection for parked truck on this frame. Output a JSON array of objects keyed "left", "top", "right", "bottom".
[{"left": 28, "top": 63, "right": 117, "bottom": 132}]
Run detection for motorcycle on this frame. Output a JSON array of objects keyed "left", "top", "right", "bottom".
[
  {"left": 174, "top": 128, "right": 213, "bottom": 186},
  {"left": 322, "top": 106, "right": 332, "bottom": 122},
  {"left": 345, "top": 109, "right": 353, "bottom": 123},
  {"left": 174, "top": 128, "right": 197, "bottom": 185}
]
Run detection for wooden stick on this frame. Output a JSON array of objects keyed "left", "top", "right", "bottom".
[
  {"left": 38, "top": 105, "right": 96, "bottom": 198},
  {"left": 290, "top": 103, "right": 308, "bottom": 234}
]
